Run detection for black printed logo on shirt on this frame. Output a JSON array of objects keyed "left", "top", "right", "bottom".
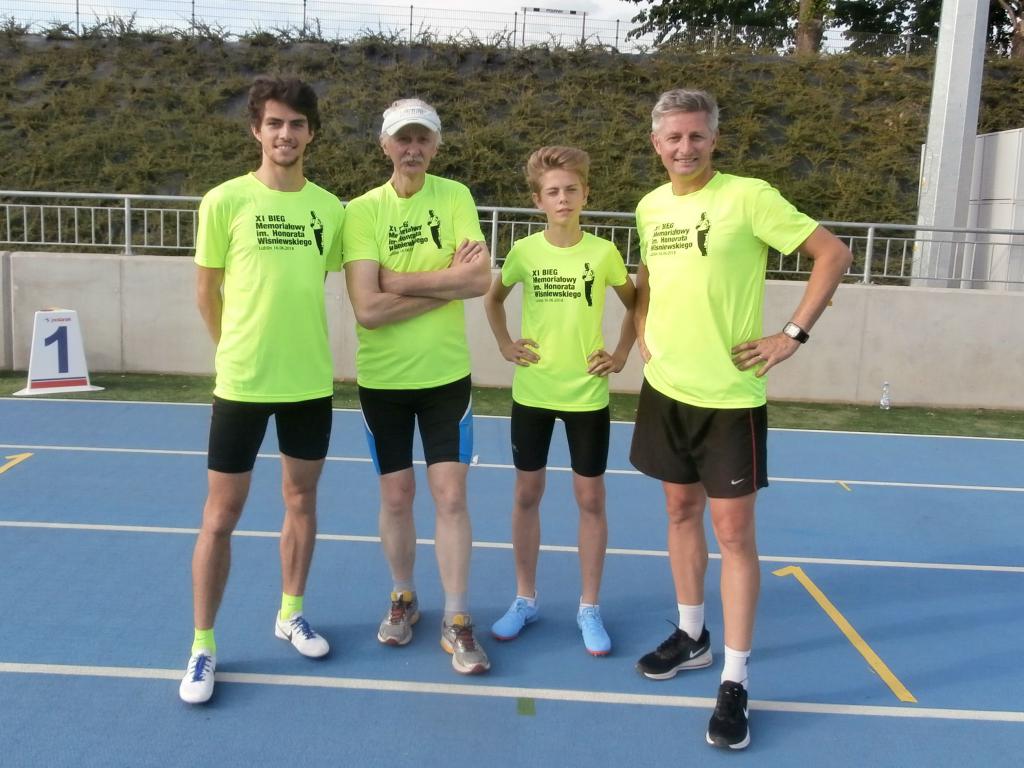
[
  {"left": 649, "top": 212, "right": 712, "bottom": 258},
  {"left": 696, "top": 212, "right": 711, "bottom": 257},
  {"left": 530, "top": 267, "right": 585, "bottom": 304},
  {"left": 582, "top": 262, "right": 596, "bottom": 307},
  {"left": 254, "top": 213, "right": 315, "bottom": 251},
  {"left": 387, "top": 220, "right": 430, "bottom": 255},
  {"left": 310, "top": 210, "right": 324, "bottom": 255},
  {"left": 428, "top": 209, "right": 442, "bottom": 248}
]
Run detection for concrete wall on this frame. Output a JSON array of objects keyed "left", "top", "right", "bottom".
[
  {"left": 5, "top": 251, "right": 1023, "bottom": 409},
  {"left": 0, "top": 252, "right": 11, "bottom": 370}
]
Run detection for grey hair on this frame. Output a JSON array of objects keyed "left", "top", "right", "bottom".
[{"left": 651, "top": 89, "right": 719, "bottom": 134}]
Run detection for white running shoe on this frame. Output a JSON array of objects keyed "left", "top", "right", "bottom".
[
  {"left": 179, "top": 650, "right": 216, "bottom": 704},
  {"left": 275, "top": 613, "right": 330, "bottom": 658}
]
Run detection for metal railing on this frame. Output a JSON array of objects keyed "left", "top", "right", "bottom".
[{"left": 2, "top": 190, "right": 1023, "bottom": 289}]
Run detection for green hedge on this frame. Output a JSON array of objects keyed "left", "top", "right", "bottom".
[{"left": 2, "top": 33, "right": 1022, "bottom": 223}]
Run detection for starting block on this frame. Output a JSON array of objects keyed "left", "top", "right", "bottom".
[{"left": 14, "top": 309, "right": 104, "bottom": 396}]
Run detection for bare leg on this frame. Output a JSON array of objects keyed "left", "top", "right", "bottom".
[
  {"left": 663, "top": 481, "right": 709, "bottom": 606},
  {"left": 426, "top": 461, "right": 471, "bottom": 597},
  {"left": 378, "top": 468, "right": 417, "bottom": 584},
  {"left": 279, "top": 455, "right": 325, "bottom": 597},
  {"left": 573, "top": 473, "right": 607, "bottom": 605},
  {"left": 511, "top": 468, "right": 545, "bottom": 597},
  {"left": 192, "top": 470, "right": 250, "bottom": 629},
  {"left": 708, "top": 493, "right": 759, "bottom": 651}
]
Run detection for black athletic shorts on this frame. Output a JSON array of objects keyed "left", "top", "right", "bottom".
[
  {"left": 207, "top": 395, "right": 334, "bottom": 473},
  {"left": 358, "top": 375, "right": 473, "bottom": 475},
  {"left": 629, "top": 378, "right": 768, "bottom": 498},
  {"left": 510, "top": 401, "right": 610, "bottom": 477}
]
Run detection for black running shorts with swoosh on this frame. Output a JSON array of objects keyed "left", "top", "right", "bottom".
[
  {"left": 629, "top": 378, "right": 767, "bottom": 498},
  {"left": 207, "top": 395, "right": 334, "bottom": 473}
]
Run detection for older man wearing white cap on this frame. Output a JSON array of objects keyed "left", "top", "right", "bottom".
[{"left": 341, "top": 98, "right": 493, "bottom": 674}]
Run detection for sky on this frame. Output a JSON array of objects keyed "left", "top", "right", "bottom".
[
  {"left": 19, "top": 0, "right": 653, "bottom": 44},
  {"left": 431, "top": 0, "right": 644, "bottom": 22}
]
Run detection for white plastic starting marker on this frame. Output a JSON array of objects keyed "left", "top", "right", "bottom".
[{"left": 14, "top": 309, "right": 104, "bottom": 396}]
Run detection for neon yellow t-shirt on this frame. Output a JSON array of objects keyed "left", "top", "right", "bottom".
[
  {"left": 637, "top": 172, "right": 817, "bottom": 408},
  {"left": 501, "top": 232, "right": 628, "bottom": 410},
  {"left": 194, "top": 173, "right": 344, "bottom": 402},
  {"left": 342, "top": 174, "right": 485, "bottom": 389}
]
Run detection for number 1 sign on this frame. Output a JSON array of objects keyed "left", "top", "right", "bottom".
[{"left": 14, "top": 310, "right": 104, "bottom": 396}]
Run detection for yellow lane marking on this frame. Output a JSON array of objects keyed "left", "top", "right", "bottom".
[
  {"left": 837, "top": 481, "right": 852, "bottom": 492},
  {"left": 773, "top": 565, "right": 916, "bottom": 703},
  {"left": 0, "top": 453, "right": 33, "bottom": 475}
]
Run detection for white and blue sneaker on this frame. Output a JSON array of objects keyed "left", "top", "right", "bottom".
[
  {"left": 577, "top": 605, "right": 612, "bottom": 656},
  {"left": 275, "top": 613, "right": 330, "bottom": 658},
  {"left": 179, "top": 650, "right": 216, "bottom": 704},
  {"left": 491, "top": 596, "right": 539, "bottom": 640}
]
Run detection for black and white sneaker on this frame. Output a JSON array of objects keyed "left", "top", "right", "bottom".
[
  {"left": 635, "top": 623, "right": 712, "bottom": 679},
  {"left": 706, "top": 681, "right": 750, "bottom": 750}
]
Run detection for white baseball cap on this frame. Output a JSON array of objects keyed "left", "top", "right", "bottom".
[{"left": 381, "top": 99, "right": 442, "bottom": 136}]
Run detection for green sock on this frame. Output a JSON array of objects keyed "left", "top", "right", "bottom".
[
  {"left": 280, "top": 593, "right": 304, "bottom": 621},
  {"left": 192, "top": 627, "right": 216, "bottom": 655}
]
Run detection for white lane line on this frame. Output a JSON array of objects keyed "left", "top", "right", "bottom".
[
  {"left": 1, "top": 662, "right": 1021, "bottom": 723},
  {"left": 3, "top": 520, "right": 1023, "bottom": 574},
  {"left": 1, "top": 443, "right": 1021, "bottom": 493}
]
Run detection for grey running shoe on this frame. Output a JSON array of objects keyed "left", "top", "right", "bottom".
[
  {"left": 441, "top": 614, "right": 491, "bottom": 674},
  {"left": 377, "top": 591, "right": 419, "bottom": 646}
]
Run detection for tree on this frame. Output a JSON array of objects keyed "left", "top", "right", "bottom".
[
  {"left": 625, "top": 0, "right": 1022, "bottom": 57},
  {"left": 795, "top": 0, "right": 829, "bottom": 54},
  {"left": 831, "top": 0, "right": 941, "bottom": 54},
  {"left": 995, "top": 0, "right": 1023, "bottom": 58},
  {"left": 624, "top": 0, "right": 794, "bottom": 50}
]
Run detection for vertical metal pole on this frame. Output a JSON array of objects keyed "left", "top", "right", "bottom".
[
  {"left": 521, "top": 8, "right": 527, "bottom": 47},
  {"left": 124, "top": 197, "right": 133, "bottom": 256},
  {"left": 76, "top": 0, "right": 80, "bottom": 35},
  {"left": 615, "top": 19, "right": 620, "bottom": 49},
  {"left": 862, "top": 226, "right": 875, "bottom": 284},
  {"left": 409, "top": 5, "right": 413, "bottom": 45},
  {"left": 490, "top": 210, "right": 499, "bottom": 267},
  {"left": 513, "top": 12, "right": 517, "bottom": 48},
  {"left": 914, "top": 0, "right": 988, "bottom": 287},
  {"left": 581, "top": 12, "right": 586, "bottom": 46},
  {"left": 303, "top": 0, "right": 307, "bottom": 32}
]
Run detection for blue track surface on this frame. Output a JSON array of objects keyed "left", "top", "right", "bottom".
[{"left": 1, "top": 398, "right": 1022, "bottom": 765}]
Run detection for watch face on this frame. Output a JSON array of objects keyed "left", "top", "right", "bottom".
[{"left": 784, "top": 322, "right": 807, "bottom": 341}]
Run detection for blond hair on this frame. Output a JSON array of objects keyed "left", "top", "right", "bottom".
[{"left": 524, "top": 146, "right": 591, "bottom": 193}]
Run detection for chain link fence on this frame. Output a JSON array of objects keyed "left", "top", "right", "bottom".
[{"left": 2, "top": 0, "right": 937, "bottom": 56}]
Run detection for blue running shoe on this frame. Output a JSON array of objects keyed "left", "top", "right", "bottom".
[
  {"left": 577, "top": 605, "right": 611, "bottom": 656},
  {"left": 491, "top": 596, "right": 538, "bottom": 640}
]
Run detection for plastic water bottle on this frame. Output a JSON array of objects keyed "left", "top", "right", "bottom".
[{"left": 879, "top": 381, "right": 891, "bottom": 410}]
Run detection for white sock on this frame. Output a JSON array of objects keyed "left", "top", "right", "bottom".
[
  {"left": 443, "top": 591, "right": 468, "bottom": 622},
  {"left": 677, "top": 603, "right": 704, "bottom": 640},
  {"left": 721, "top": 645, "right": 750, "bottom": 688},
  {"left": 392, "top": 578, "right": 415, "bottom": 595},
  {"left": 517, "top": 592, "right": 537, "bottom": 606}
]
